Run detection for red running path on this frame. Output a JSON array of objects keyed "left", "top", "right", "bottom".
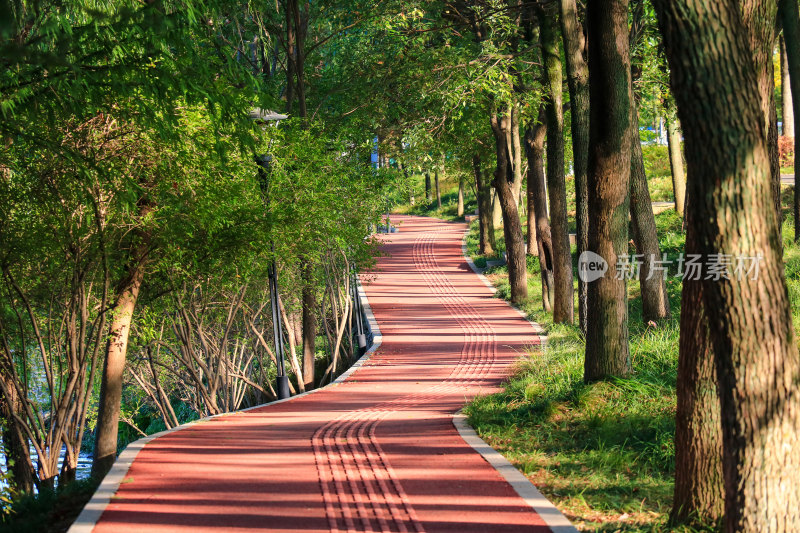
[{"left": 75, "top": 215, "right": 566, "bottom": 533}]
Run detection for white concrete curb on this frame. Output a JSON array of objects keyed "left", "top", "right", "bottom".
[
  {"left": 68, "top": 278, "right": 382, "bottom": 533},
  {"left": 453, "top": 413, "right": 577, "bottom": 532}
]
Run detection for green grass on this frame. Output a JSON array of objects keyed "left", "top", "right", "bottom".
[{"left": 461, "top": 204, "right": 800, "bottom": 531}]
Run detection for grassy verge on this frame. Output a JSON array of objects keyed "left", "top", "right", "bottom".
[
  {"left": 463, "top": 209, "right": 800, "bottom": 531},
  {"left": 0, "top": 477, "right": 100, "bottom": 533}
]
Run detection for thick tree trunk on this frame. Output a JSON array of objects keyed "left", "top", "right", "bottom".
[
  {"left": 491, "top": 109, "right": 528, "bottom": 303},
  {"left": 741, "top": 0, "right": 781, "bottom": 226},
  {"left": 540, "top": 8, "right": 573, "bottom": 324},
  {"left": 474, "top": 155, "right": 494, "bottom": 255},
  {"left": 92, "top": 240, "right": 148, "bottom": 477},
  {"left": 666, "top": 112, "right": 687, "bottom": 217},
  {"left": 560, "top": 0, "right": 590, "bottom": 334},
  {"left": 302, "top": 263, "right": 315, "bottom": 390},
  {"left": 630, "top": 101, "right": 670, "bottom": 321},
  {"left": 584, "top": 0, "right": 631, "bottom": 382},
  {"left": 425, "top": 172, "right": 432, "bottom": 201},
  {"left": 654, "top": 1, "right": 800, "bottom": 530},
  {"left": 779, "top": 0, "right": 800, "bottom": 242},
  {"left": 782, "top": 37, "right": 795, "bottom": 138},
  {"left": 670, "top": 210, "right": 724, "bottom": 527},
  {"left": 457, "top": 175, "right": 465, "bottom": 217},
  {"left": 525, "top": 115, "right": 555, "bottom": 312}
]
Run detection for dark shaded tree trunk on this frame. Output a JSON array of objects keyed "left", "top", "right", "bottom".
[
  {"left": 425, "top": 172, "right": 432, "bottom": 201},
  {"left": 779, "top": 0, "right": 800, "bottom": 242},
  {"left": 434, "top": 168, "right": 442, "bottom": 209},
  {"left": 491, "top": 108, "right": 528, "bottom": 303},
  {"left": 540, "top": 7, "right": 574, "bottom": 324},
  {"left": 93, "top": 239, "right": 148, "bottom": 477},
  {"left": 474, "top": 155, "right": 494, "bottom": 255},
  {"left": 669, "top": 208, "right": 724, "bottom": 528},
  {"left": 559, "top": 0, "right": 590, "bottom": 334},
  {"left": 666, "top": 111, "right": 686, "bottom": 217},
  {"left": 630, "top": 101, "right": 670, "bottom": 321},
  {"left": 584, "top": 0, "right": 631, "bottom": 382},
  {"left": 654, "top": 1, "right": 800, "bottom": 530},
  {"left": 525, "top": 113, "right": 554, "bottom": 312}
]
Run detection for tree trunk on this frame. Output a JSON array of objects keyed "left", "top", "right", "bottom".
[
  {"left": 457, "top": 175, "right": 465, "bottom": 217},
  {"left": 584, "top": 0, "right": 631, "bottom": 382},
  {"left": 741, "top": 0, "right": 781, "bottom": 226},
  {"left": 491, "top": 187, "right": 503, "bottom": 229},
  {"left": 425, "top": 172, "right": 432, "bottom": 201},
  {"left": 525, "top": 114, "right": 555, "bottom": 313},
  {"left": 302, "top": 262, "right": 315, "bottom": 390},
  {"left": 779, "top": 0, "right": 800, "bottom": 242},
  {"left": 0, "top": 377, "right": 34, "bottom": 493},
  {"left": 630, "top": 101, "right": 670, "bottom": 321},
  {"left": 669, "top": 209, "right": 724, "bottom": 527},
  {"left": 510, "top": 104, "right": 524, "bottom": 207},
  {"left": 666, "top": 111, "right": 687, "bottom": 217},
  {"left": 654, "top": 1, "right": 800, "bottom": 530},
  {"left": 782, "top": 37, "right": 795, "bottom": 138},
  {"left": 491, "top": 109, "right": 528, "bottom": 303},
  {"left": 540, "top": 8, "right": 573, "bottom": 324},
  {"left": 434, "top": 168, "right": 442, "bottom": 209},
  {"left": 560, "top": 0, "right": 590, "bottom": 334},
  {"left": 474, "top": 155, "right": 494, "bottom": 255},
  {"left": 92, "top": 240, "right": 148, "bottom": 477}
]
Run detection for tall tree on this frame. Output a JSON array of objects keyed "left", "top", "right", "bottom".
[
  {"left": 779, "top": 0, "right": 800, "bottom": 242},
  {"left": 491, "top": 106, "right": 528, "bottom": 303},
  {"left": 540, "top": 6, "right": 573, "bottom": 324},
  {"left": 665, "top": 108, "right": 687, "bottom": 217},
  {"left": 525, "top": 109, "right": 555, "bottom": 312},
  {"left": 654, "top": 0, "right": 800, "bottom": 529},
  {"left": 781, "top": 37, "right": 795, "bottom": 138},
  {"left": 474, "top": 155, "right": 495, "bottom": 255},
  {"left": 559, "top": 0, "right": 590, "bottom": 333},
  {"left": 584, "top": 0, "right": 632, "bottom": 382}
]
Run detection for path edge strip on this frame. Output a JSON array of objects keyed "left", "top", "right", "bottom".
[
  {"left": 452, "top": 412, "right": 578, "bottom": 533},
  {"left": 68, "top": 278, "right": 382, "bottom": 533}
]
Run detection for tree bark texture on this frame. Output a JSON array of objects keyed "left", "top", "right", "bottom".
[
  {"left": 491, "top": 109, "right": 528, "bottom": 303},
  {"left": 525, "top": 116, "right": 555, "bottom": 313},
  {"left": 741, "top": 0, "right": 781, "bottom": 224},
  {"left": 540, "top": 7, "right": 574, "bottom": 324},
  {"left": 560, "top": 0, "right": 590, "bottom": 334},
  {"left": 0, "top": 376, "right": 34, "bottom": 493},
  {"left": 670, "top": 209, "right": 724, "bottom": 527},
  {"left": 584, "top": 0, "right": 631, "bottom": 382},
  {"left": 654, "top": 1, "right": 800, "bottom": 530}
]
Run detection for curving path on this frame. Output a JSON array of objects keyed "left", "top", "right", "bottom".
[{"left": 72, "top": 215, "right": 571, "bottom": 533}]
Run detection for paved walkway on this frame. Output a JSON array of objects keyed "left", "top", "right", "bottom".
[{"left": 74, "top": 215, "right": 565, "bottom": 532}]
